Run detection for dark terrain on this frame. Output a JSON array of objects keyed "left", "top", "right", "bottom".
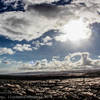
[{"left": 0, "top": 70, "right": 100, "bottom": 100}]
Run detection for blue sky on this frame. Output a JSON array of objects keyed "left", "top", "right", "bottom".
[{"left": 0, "top": 0, "right": 100, "bottom": 73}]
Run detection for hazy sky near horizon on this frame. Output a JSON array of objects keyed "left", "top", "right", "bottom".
[{"left": 0, "top": 0, "right": 100, "bottom": 73}]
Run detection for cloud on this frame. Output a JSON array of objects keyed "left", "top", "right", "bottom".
[
  {"left": 0, "top": 52, "right": 100, "bottom": 73},
  {"left": 23, "top": 0, "right": 59, "bottom": 5},
  {"left": 32, "top": 36, "right": 53, "bottom": 50},
  {"left": 42, "top": 36, "right": 52, "bottom": 43},
  {"left": 54, "top": 18, "right": 92, "bottom": 42},
  {"left": 23, "top": 0, "right": 72, "bottom": 8},
  {"left": 0, "top": 48, "right": 15, "bottom": 55},
  {"left": 0, "top": 0, "right": 100, "bottom": 42},
  {"left": 42, "top": 36, "right": 53, "bottom": 46},
  {"left": 15, "top": 52, "right": 100, "bottom": 72},
  {"left": 81, "top": 53, "right": 100, "bottom": 68},
  {"left": 13, "top": 44, "right": 32, "bottom": 52},
  {"left": 2, "top": 0, "right": 21, "bottom": 4},
  {"left": 98, "top": 56, "right": 100, "bottom": 58}
]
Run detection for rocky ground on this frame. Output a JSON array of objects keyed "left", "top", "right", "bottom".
[{"left": 0, "top": 78, "right": 100, "bottom": 100}]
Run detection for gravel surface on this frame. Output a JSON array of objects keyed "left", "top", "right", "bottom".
[{"left": 0, "top": 78, "right": 100, "bottom": 99}]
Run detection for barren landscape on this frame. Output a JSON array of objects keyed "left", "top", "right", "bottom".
[
  {"left": 0, "top": 70, "right": 100, "bottom": 100},
  {"left": 0, "top": 78, "right": 100, "bottom": 100}
]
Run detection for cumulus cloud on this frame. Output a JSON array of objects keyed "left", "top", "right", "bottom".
[
  {"left": 81, "top": 53, "right": 100, "bottom": 68},
  {"left": 0, "top": 52, "right": 100, "bottom": 73},
  {"left": 13, "top": 44, "right": 32, "bottom": 52},
  {"left": 0, "top": 6, "right": 73, "bottom": 41},
  {"left": 42, "top": 36, "right": 53, "bottom": 46},
  {"left": 15, "top": 52, "right": 100, "bottom": 72},
  {"left": 32, "top": 36, "right": 53, "bottom": 50},
  {"left": 0, "top": 48, "right": 15, "bottom": 55},
  {"left": 42, "top": 36, "right": 52, "bottom": 43},
  {"left": 0, "top": 0, "right": 100, "bottom": 41}
]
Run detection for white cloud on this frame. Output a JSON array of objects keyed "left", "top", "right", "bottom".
[
  {"left": 98, "top": 56, "right": 100, "bottom": 58},
  {"left": 55, "top": 34, "right": 67, "bottom": 42},
  {"left": 23, "top": 0, "right": 59, "bottom": 5},
  {"left": 0, "top": 7, "right": 71, "bottom": 41},
  {"left": 72, "top": 0, "right": 100, "bottom": 5},
  {"left": 45, "top": 42, "right": 52, "bottom": 46},
  {"left": 15, "top": 52, "right": 100, "bottom": 72},
  {"left": 55, "top": 18, "right": 92, "bottom": 42},
  {"left": 42, "top": 36, "right": 53, "bottom": 46},
  {"left": 0, "top": 48, "right": 15, "bottom": 55},
  {"left": 0, "top": 52, "right": 100, "bottom": 73},
  {"left": 13, "top": 44, "right": 32, "bottom": 52},
  {"left": 32, "top": 36, "right": 53, "bottom": 50},
  {"left": 3, "top": 0, "right": 19, "bottom": 3},
  {"left": 0, "top": 0, "right": 100, "bottom": 41},
  {"left": 43, "top": 36, "right": 52, "bottom": 43}
]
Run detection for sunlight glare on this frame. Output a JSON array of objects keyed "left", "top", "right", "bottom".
[{"left": 60, "top": 18, "right": 91, "bottom": 42}]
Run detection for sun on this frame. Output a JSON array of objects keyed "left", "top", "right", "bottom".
[{"left": 59, "top": 18, "right": 91, "bottom": 42}]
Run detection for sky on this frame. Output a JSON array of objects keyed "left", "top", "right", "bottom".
[{"left": 0, "top": 0, "right": 100, "bottom": 73}]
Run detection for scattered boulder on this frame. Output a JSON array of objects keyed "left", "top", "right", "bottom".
[
  {"left": 6, "top": 84, "right": 15, "bottom": 88},
  {"left": 26, "top": 88, "right": 35, "bottom": 95}
]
